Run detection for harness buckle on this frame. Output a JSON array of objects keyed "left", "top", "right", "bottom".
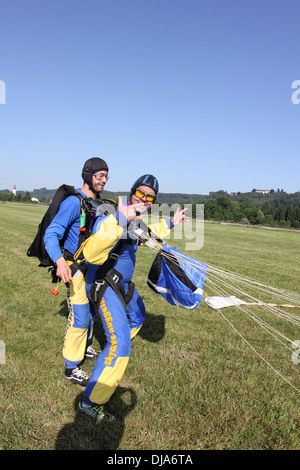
[
  {"left": 95, "top": 279, "right": 105, "bottom": 291},
  {"left": 94, "top": 280, "right": 106, "bottom": 302},
  {"left": 109, "top": 252, "right": 119, "bottom": 262},
  {"left": 112, "top": 273, "right": 120, "bottom": 283}
]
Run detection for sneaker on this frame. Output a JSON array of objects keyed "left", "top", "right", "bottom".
[
  {"left": 78, "top": 401, "right": 115, "bottom": 422},
  {"left": 64, "top": 367, "right": 89, "bottom": 386},
  {"left": 84, "top": 345, "right": 99, "bottom": 361}
]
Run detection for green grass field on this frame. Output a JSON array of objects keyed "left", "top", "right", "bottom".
[{"left": 0, "top": 203, "right": 299, "bottom": 450}]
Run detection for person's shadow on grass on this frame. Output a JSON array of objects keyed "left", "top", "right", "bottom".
[
  {"left": 55, "top": 386, "right": 137, "bottom": 450},
  {"left": 55, "top": 310, "right": 165, "bottom": 449}
]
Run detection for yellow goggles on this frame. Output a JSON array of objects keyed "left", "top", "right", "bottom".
[{"left": 134, "top": 188, "right": 156, "bottom": 202}]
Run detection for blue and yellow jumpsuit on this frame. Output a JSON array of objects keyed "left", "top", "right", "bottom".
[
  {"left": 44, "top": 189, "right": 98, "bottom": 369},
  {"left": 81, "top": 206, "right": 173, "bottom": 406}
]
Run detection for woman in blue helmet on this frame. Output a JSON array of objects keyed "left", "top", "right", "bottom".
[{"left": 77, "top": 174, "right": 188, "bottom": 422}]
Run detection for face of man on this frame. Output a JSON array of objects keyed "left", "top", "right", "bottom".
[
  {"left": 91, "top": 170, "right": 109, "bottom": 194},
  {"left": 130, "top": 184, "right": 156, "bottom": 210}
]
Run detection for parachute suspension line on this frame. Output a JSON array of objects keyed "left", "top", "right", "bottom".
[
  {"left": 201, "top": 264, "right": 300, "bottom": 393},
  {"left": 164, "top": 249, "right": 300, "bottom": 311},
  {"left": 182, "top": 255, "right": 300, "bottom": 352},
  {"left": 143, "top": 238, "right": 299, "bottom": 393},
  {"left": 206, "top": 262, "right": 300, "bottom": 306},
  {"left": 160, "top": 248, "right": 300, "bottom": 326},
  {"left": 204, "top": 270, "right": 300, "bottom": 328},
  {"left": 209, "top": 301, "right": 300, "bottom": 394},
  {"left": 143, "top": 239, "right": 300, "bottom": 393},
  {"left": 143, "top": 237, "right": 164, "bottom": 252},
  {"left": 203, "top": 276, "right": 297, "bottom": 353},
  {"left": 166, "top": 248, "right": 208, "bottom": 272},
  {"left": 168, "top": 251, "right": 298, "bottom": 307},
  {"left": 142, "top": 223, "right": 299, "bottom": 306},
  {"left": 164, "top": 248, "right": 300, "bottom": 311},
  {"left": 167, "top": 249, "right": 300, "bottom": 303},
  {"left": 160, "top": 248, "right": 208, "bottom": 285}
]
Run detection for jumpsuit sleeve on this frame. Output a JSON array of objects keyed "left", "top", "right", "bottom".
[
  {"left": 81, "top": 212, "right": 126, "bottom": 265},
  {"left": 149, "top": 218, "right": 173, "bottom": 239},
  {"left": 44, "top": 196, "right": 80, "bottom": 264}
]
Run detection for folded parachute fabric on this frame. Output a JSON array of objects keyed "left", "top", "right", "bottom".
[
  {"left": 147, "top": 244, "right": 207, "bottom": 310},
  {"left": 204, "top": 296, "right": 247, "bottom": 309}
]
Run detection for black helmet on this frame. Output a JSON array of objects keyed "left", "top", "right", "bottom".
[
  {"left": 82, "top": 157, "right": 109, "bottom": 187},
  {"left": 130, "top": 174, "right": 159, "bottom": 202}
]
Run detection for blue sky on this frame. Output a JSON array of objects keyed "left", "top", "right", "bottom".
[{"left": 1, "top": 0, "right": 300, "bottom": 195}]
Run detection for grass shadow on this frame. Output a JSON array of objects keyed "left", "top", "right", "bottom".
[
  {"left": 138, "top": 312, "right": 165, "bottom": 343},
  {"left": 55, "top": 386, "right": 137, "bottom": 450},
  {"left": 54, "top": 298, "right": 69, "bottom": 318}
]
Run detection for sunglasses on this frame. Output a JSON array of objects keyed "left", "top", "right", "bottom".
[
  {"left": 83, "top": 171, "right": 109, "bottom": 181},
  {"left": 134, "top": 188, "right": 156, "bottom": 202}
]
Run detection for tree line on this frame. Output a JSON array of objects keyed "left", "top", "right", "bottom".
[
  {"left": 1, "top": 187, "right": 300, "bottom": 229},
  {"left": 178, "top": 190, "right": 300, "bottom": 229},
  {"left": 0, "top": 191, "right": 36, "bottom": 203}
]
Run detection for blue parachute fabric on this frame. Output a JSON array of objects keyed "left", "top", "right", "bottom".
[{"left": 147, "top": 244, "right": 207, "bottom": 310}]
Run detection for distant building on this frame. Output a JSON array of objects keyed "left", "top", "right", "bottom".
[
  {"left": 12, "top": 184, "right": 16, "bottom": 196},
  {"left": 251, "top": 189, "right": 270, "bottom": 194}
]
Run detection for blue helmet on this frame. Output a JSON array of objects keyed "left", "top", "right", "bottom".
[{"left": 130, "top": 174, "right": 159, "bottom": 202}]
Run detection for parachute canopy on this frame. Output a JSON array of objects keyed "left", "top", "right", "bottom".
[{"left": 147, "top": 244, "right": 207, "bottom": 310}]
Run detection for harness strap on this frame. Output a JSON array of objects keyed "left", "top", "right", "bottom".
[
  {"left": 63, "top": 250, "right": 87, "bottom": 277},
  {"left": 91, "top": 268, "right": 135, "bottom": 311}
]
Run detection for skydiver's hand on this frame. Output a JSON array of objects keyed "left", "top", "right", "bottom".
[
  {"left": 56, "top": 257, "right": 73, "bottom": 284},
  {"left": 117, "top": 196, "right": 148, "bottom": 222},
  {"left": 171, "top": 207, "right": 190, "bottom": 225}
]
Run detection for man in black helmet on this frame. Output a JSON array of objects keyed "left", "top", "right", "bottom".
[{"left": 44, "top": 157, "right": 109, "bottom": 386}]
